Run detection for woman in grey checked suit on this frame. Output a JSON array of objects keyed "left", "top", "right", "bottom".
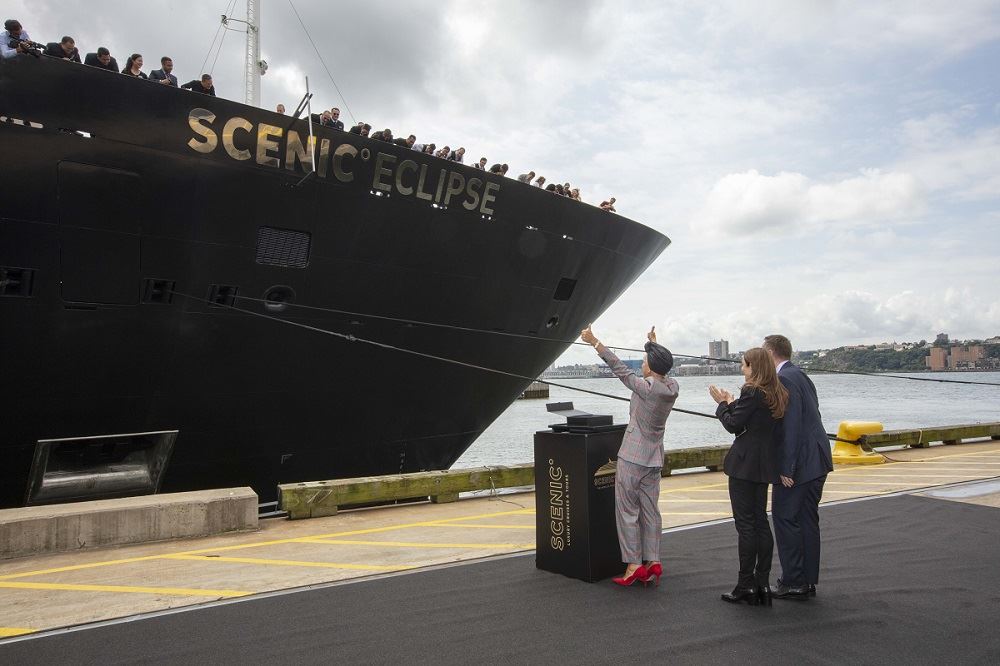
[{"left": 581, "top": 325, "right": 679, "bottom": 587}]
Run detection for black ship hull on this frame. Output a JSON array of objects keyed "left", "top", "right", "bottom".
[{"left": 0, "top": 56, "right": 669, "bottom": 509}]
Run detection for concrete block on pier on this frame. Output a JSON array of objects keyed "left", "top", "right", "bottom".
[
  {"left": 0, "top": 488, "right": 258, "bottom": 560},
  {"left": 279, "top": 466, "right": 535, "bottom": 519},
  {"left": 662, "top": 445, "right": 731, "bottom": 476}
]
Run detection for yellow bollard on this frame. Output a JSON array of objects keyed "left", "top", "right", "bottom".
[{"left": 831, "top": 421, "right": 886, "bottom": 465}]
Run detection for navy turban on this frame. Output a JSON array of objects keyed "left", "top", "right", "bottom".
[{"left": 645, "top": 341, "right": 673, "bottom": 375}]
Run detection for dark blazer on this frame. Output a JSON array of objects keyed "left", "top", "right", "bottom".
[
  {"left": 84, "top": 53, "right": 119, "bottom": 72},
  {"left": 717, "top": 386, "right": 781, "bottom": 484},
  {"left": 181, "top": 80, "right": 215, "bottom": 95},
  {"left": 778, "top": 363, "right": 833, "bottom": 483},
  {"left": 44, "top": 43, "right": 81, "bottom": 63},
  {"left": 149, "top": 68, "right": 178, "bottom": 86}
]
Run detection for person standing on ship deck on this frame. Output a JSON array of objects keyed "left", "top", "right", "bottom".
[
  {"left": 149, "top": 56, "right": 178, "bottom": 86},
  {"left": 581, "top": 325, "right": 678, "bottom": 587},
  {"left": 121, "top": 53, "right": 146, "bottom": 79},
  {"left": 1, "top": 19, "right": 32, "bottom": 59},
  {"left": 181, "top": 74, "right": 216, "bottom": 96}
]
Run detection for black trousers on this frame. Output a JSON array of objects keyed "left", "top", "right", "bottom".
[
  {"left": 772, "top": 475, "right": 826, "bottom": 587},
  {"left": 728, "top": 477, "right": 774, "bottom": 588}
]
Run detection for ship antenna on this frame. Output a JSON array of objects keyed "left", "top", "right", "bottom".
[{"left": 221, "top": 0, "right": 266, "bottom": 107}]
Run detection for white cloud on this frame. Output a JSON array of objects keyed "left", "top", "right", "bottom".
[
  {"left": 565, "top": 288, "right": 1000, "bottom": 363},
  {"left": 694, "top": 169, "right": 926, "bottom": 237},
  {"left": 704, "top": 1, "right": 1000, "bottom": 59},
  {"left": 897, "top": 115, "right": 1000, "bottom": 201}
]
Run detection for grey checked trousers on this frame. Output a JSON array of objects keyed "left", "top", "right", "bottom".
[{"left": 615, "top": 458, "right": 662, "bottom": 564}]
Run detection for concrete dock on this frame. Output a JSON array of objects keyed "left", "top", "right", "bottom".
[{"left": 1, "top": 438, "right": 999, "bottom": 639}]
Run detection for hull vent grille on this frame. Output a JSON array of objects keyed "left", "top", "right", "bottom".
[
  {"left": 256, "top": 227, "right": 311, "bottom": 268},
  {"left": 553, "top": 277, "right": 577, "bottom": 301},
  {"left": 0, "top": 266, "right": 34, "bottom": 297}
]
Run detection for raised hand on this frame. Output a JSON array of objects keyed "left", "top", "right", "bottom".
[
  {"left": 647, "top": 326, "right": 657, "bottom": 343},
  {"left": 580, "top": 325, "right": 597, "bottom": 347}
]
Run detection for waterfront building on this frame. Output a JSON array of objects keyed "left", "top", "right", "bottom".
[
  {"left": 926, "top": 344, "right": 988, "bottom": 371},
  {"left": 708, "top": 339, "right": 729, "bottom": 362}
]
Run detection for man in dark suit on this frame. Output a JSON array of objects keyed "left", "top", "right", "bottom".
[
  {"left": 764, "top": 334, "right": 833, "bottom": 600},
  {"left": 181, "top": 74, "right": 216, "bottom": 96},
  {"left": 328, "top": 107, "right": 345, "bottom": 131},
  {"left": 43, "top": 36, "right": 81, "bottom": 62},
  {"left": 85, "top": 47, "right": 118, "bottom": 72},
  {"left": 149, "top": 56, "right": 178, "bottom": 87}
]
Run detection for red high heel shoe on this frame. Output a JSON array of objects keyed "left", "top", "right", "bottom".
[
  {"left": 646, "top": 562, "right": 663, "bottom": 586},
  {"left": 613, "top": 565, "right": 649, "bottom": 587}
]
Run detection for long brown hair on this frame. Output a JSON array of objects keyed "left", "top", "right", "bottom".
[{"left": 742, "top": 347, "right": 788, "bottom": 419}]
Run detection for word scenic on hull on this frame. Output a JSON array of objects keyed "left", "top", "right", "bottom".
[{"left": 186, "top": 108, "right": 501, "bottom": 215}]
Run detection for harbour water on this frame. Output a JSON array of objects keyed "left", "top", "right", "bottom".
[{"left": 456, "top": 371, "right": 1000, "bottom": 468}]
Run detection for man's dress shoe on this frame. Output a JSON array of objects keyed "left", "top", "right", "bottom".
[{"left": 773, "top": 582, "right": 810, "bottom": 600}]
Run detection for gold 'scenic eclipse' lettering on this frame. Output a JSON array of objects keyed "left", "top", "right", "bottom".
[
  {"left": 184, "top": 110, "right": 501, "bottom": 214},
  {"left": 187, "top": 108, "right": 218, "bottom": 153}
]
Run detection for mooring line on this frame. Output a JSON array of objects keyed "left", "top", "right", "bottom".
[
  {"left": 168, "top": 289, "right": 717, "bottom": 419},
  {"left": 164, "top": 289, "right": 953, "bottom": 451},
  {"left": 210, "top": 293, "right": 1000, "bottom": 388}
]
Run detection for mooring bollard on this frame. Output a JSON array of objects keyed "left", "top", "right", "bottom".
[{"left": 832, "top": 421, "right": 885, "bottom": 465}]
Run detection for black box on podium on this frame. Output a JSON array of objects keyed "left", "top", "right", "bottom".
[{"left": 534, "top": 403, "right": 625, "bottom": 582}]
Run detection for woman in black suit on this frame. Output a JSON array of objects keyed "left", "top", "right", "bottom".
[{"left": 709, "top": 347, "right": 788, "bottom": 606}]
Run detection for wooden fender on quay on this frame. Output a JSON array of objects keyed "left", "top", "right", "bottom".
[{"left": 833, "top": 421, "right": 886, "bottom": 465}]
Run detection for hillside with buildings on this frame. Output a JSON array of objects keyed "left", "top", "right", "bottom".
[
  {"left": 799, "top": 334, "right": 1000, "bottom": 373},
  {"left": 543, "top": 334, "right": 1000, "bottom": 379}
]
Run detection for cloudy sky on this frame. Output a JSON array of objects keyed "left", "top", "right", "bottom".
[{"left": 15, "top": 1, "right": 1000, "bottom": 363}]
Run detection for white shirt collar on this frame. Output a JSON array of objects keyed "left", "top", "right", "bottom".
[{"left": 776, "top": 360, "right": 789, "bottom": 372}]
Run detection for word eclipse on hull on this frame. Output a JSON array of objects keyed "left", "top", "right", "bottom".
[{"left": 187, "top": 108, "right": 502, "bottom": 214}]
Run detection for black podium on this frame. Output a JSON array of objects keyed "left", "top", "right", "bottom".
[{"left": 534, "top": 403, "right": 625, "bottom": 582}]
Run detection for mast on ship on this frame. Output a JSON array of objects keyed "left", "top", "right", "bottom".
[{"left": 223, "top": 0, "right": 267, "bottom": 107}]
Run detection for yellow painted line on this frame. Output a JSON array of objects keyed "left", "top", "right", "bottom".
[
  {"left": 824, "top": 482, "right": 938, "bottom": 486},
  {"left": 0, "top": 507, "right": 536, "bottom": 581},
  {"left": 165, "top": 555, "right": 410, "bottom": 571},
  {"left": 0, "top": 581, "right": 249, "bottom": 597},
  {"left": 866, "top": 465, "right": 1000, "bottom": 471},
  {"left": 904, "top": 460, "right": 1000, "bottom": 472},
  {"left": 660, "top": 512, "right": 730, "bottom": 516},
  {"left": 301, "top": 539, "right": 534, "bottom": 549},
  {"left": 872, "top": 450, "right": 1000, "bottom": 464},
  {"left": 177, "top": 508, "right": 537, "bottom": 555},
  {"left": 0, "top": 627, "right": 35, "bottom": 638},
  {"left": 831, "top": 473, "right": 993, "bottom": 479},
  {"left": 660, "top": 499, "right": 733, "bottom": 503},
  {"left": 0, "top": 555, "right": 166, "bottom": 582},
  {"left": 660, "top": 481, "right": 730, "bottom": 494},
  {"left": 419, "top": 523, "right": 533, "bottom": 529},
  {"left": 919, "top": 451, "right": 1000, "bottom": 460}
]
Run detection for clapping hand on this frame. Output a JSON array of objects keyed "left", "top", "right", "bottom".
[{"left": 708, "top": 384, "right": 733, "bottom": 405}]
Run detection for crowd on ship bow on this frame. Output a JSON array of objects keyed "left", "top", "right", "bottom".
[{"left": 2, "top": 16, "right": 619, "bottom": 211}]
